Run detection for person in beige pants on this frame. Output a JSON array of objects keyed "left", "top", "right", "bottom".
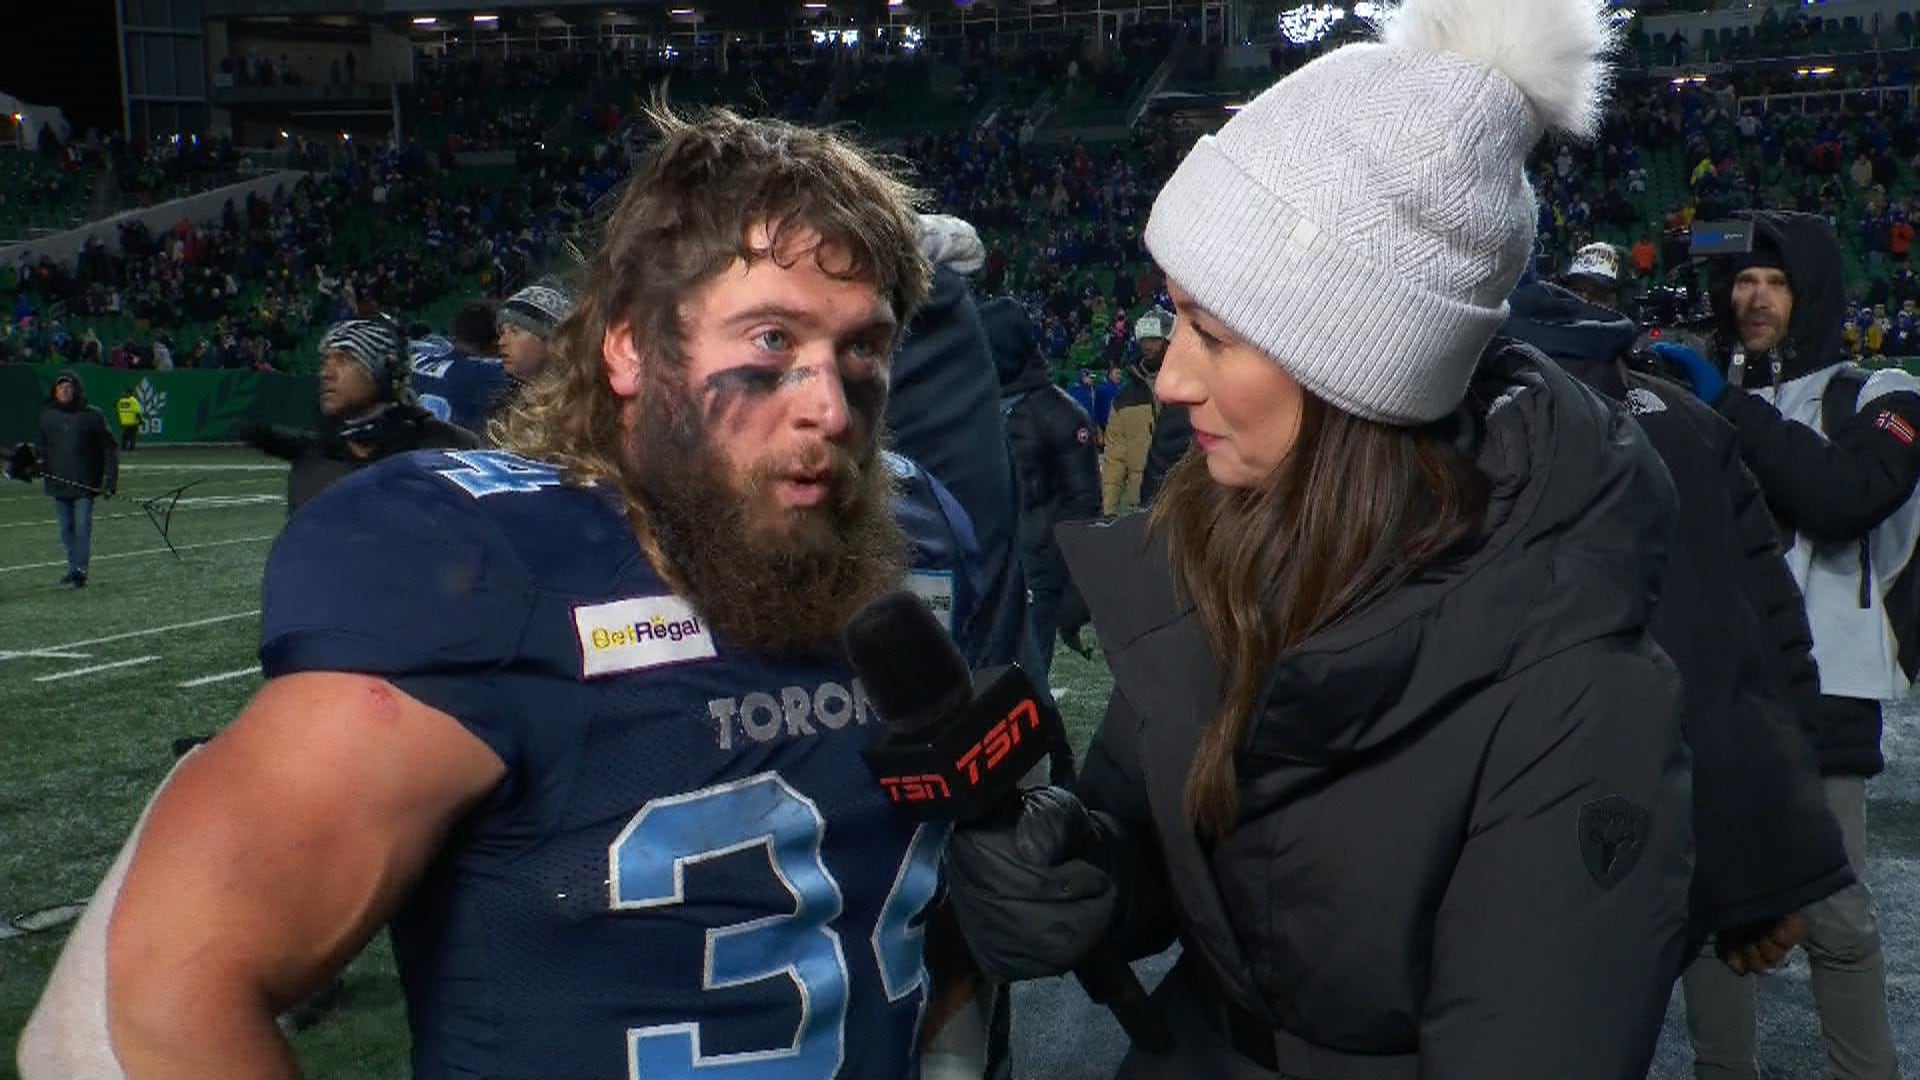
[{"left": 1102, "top": 310, "right": 1171, "bottom": 515}]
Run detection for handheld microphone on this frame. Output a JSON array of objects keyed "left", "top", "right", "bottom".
[{"left": 845, "top": 591, "right": 1173, "bottom": 1054}]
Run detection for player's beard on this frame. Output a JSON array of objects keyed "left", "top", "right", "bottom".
[{"left": 620, "top": 373, "right": 907, "bottom": 656}]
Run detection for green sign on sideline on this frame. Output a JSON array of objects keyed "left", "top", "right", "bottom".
[{"left": 0, "top": 364, "right": 320, "bottom": 446}]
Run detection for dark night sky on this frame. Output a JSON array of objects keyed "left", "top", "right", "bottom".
[{"left": 6, "top": 0, "right": 125, "bottom": 137}]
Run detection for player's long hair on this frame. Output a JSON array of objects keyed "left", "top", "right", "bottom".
[
  {"left": 1151, "top": 393, "right": 1488, "bottom": 840},
  {"left": 494, "top": 104, "right": 931, "bottom": 499}
]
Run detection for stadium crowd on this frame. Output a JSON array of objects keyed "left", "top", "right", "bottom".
[{"left": 20, "top": 33, "right": 1920, "bottom": 378}]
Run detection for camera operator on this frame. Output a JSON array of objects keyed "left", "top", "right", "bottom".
[{"left": 1652, "top": 209, "right": 1909, "bottom": 1080}]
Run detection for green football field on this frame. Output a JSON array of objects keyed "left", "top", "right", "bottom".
[{"left": 0, "top": 445, "right": 1117, "bottom": 1079}]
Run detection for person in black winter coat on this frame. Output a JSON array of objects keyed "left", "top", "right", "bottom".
[
  {"left": 1648, "top": 210, "right": 1909, "bottom": 1079},
  {"left": 246, "top": 317, "right": 475, "bottom": 516},
  {"left": 980, "top": 296, "right": 1103, "bottom": 677},
  {"left": 1505, "top": 281, "right": 1852, "bottom": 963},
  {"left": 964, "top": 338, "right": 1694, "bottom": 1079},
  {"left": 36, "top": 371, "right": 118, "bottom": 587},
  {"left": 944, "top": 4, "right": 1693, "bottom": 1075},
  {"left": 887, "top": 254, "right": 1041, "bottom": 679}
]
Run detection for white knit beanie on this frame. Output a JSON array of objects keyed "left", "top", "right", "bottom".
[{"left": 1144, "top": 0, "right": 1618, "bottom": 424}]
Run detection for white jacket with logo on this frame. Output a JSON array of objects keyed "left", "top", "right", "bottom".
[{"left": 1751, "top": 362, "right": 1920, "bottom": 701}]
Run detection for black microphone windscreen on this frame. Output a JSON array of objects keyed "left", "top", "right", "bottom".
[{"left": 843, "top": 590, "right": 973, "bottom": 739}]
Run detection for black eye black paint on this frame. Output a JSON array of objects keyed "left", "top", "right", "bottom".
[
  {"left": 698, "top": 363, "right": 888, "bottom": 430},
  {"left": 701, "top": 365, "right": 785, "bottom": 424}
]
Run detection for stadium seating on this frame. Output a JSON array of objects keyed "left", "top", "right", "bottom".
[{"left": 17, "top": 10, "right": 1920, "bottom": 373}]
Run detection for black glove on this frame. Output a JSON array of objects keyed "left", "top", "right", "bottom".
[{"left": 946, "top": 786, "right": 1117, "bottom": 982}]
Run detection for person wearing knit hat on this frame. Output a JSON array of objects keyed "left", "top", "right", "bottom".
[
  {"left": 1564, "top": 241, "right": 1624, "bottom": 310},
  {"left": 496, "top": 281, "right": 577, "bottom": 381},
  {"left": 1100, "top": 307, "right": 1176, "bottom": 514},
  {"left": 944, "top": 1, "right": 1694, "bottom": 1075},
  {"left": 241, "top": 316, "right": 476, "bottom": 514},
  {"left": 319, "top": 315, "right": 414, "bottom": 413}
]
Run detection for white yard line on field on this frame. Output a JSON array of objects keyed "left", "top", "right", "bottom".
[
  {"left": 0, "top": 609, "right": 260, "bottom": 661},
  {"left": 176, "top": 666, "right": 261, "bottom": 688},
  {"left": 0, "top": 534, "right": 275, "bottom": 574},
  {"left": 0, "top": 650, "right": 93, "bottom": 661},
  {"left": 33, "top": 655, "right": 161, "bottom": 683}
]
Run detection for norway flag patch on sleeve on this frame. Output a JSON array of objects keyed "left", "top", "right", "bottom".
[{"left": 1876, "top": 410, "right": 1917, "bottom": 446}]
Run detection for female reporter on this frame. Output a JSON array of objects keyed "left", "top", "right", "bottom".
[{"left": 945, "top": 1, "right": 1694, "bottom": 1077}]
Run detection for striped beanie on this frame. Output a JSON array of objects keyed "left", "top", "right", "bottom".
[
  {"left": 320, "top": 317, "right": 411, "bottom": 402},
  {"left": 497, "top": 282, "right": 577, "bottom": 341}
]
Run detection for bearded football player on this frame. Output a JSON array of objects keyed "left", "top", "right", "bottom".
[{"left": 21, "top": 108, "right": 988, "bottom": 1080}]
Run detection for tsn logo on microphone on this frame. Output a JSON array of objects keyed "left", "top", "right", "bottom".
[
  {"left": 955, "top": 698, "right": 1041, "bottom": 786},
  {"left": 868, "top": 693, "right": 1050, "bottom": 815}
]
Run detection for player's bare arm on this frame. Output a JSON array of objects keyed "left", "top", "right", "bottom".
[{"left": 46, "top": 673, "right": 502, "bottom": 1079}]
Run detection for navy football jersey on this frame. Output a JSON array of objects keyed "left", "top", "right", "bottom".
[
  {"left": 258, "top": 448, "right": 983, "bottom": 1080},
  {"left": 409, "top": 338, "right": 515, "bottom": 435}
]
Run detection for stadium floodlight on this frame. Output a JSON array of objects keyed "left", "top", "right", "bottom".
[{"left": 412, "top": 16, "right": 438, "bottom": 25}]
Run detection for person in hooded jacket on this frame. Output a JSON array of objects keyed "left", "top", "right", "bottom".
[
  {"left": 37, "top": 370, "right": 118, "bottom": 587},
  {"left": 944, "top": 4, "right": 1692, "bottom": 1077},
  {"left": 243, "top": 317, "right": 476, "bottom": 516},
  {"left": 1505, "top": 281, "right": 1854, "bottom": 1005},
  {"left": 1651, "top": 210, "right": 1908, "bottom": 1080},
  {"left": 981, "top": 296, "right": 1103, "bottom": 678}
]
